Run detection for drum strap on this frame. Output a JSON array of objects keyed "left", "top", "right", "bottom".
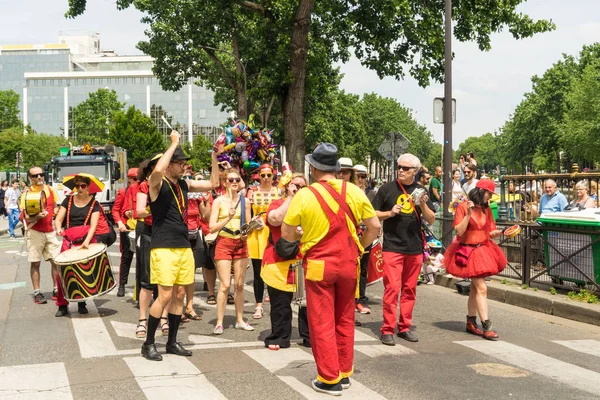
[{"left": 66, "top": 196, "right": 96, "bottom": 229}]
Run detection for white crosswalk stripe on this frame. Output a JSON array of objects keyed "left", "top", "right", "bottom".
[
  {"left": 455, "top": 340, "right": 600, "bottom": 396},
  {"left": 0, "top": 362, "right": 73, "bottom": 399},
  {"left": 553, "top": 339, "right": 600, "bottom": 358}
]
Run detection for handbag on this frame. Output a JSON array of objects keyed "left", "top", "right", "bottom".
[
  {"left": 455, "top": 244, "right": 479, "bottom": 267},
  {"left": 188, "top": 228, "right": 199, "bottom": 241}
]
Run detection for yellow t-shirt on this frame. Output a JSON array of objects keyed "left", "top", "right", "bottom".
[{"left": 284, "top": 179, "right": 376, "bottom": 255}]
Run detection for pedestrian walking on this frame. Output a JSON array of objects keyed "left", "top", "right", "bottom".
[
  {"left": 0, "top": 180, "right": 8, "bottom": 218},
  {"left": 279, "top": 143, "right": 380, "bottom": 395},
  {"left": 374, "top": 154, "right": 436, "bottom": 346},
  {"left": 443, "top": 179, "right": 507, "bottom": 340},
  {"left": 5, "top": 180, "right": 21, "bottom": 238}
]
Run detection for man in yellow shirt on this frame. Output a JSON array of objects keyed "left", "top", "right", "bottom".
[{"left": 279, "top": 143, "right": 380, "bottom": 396}]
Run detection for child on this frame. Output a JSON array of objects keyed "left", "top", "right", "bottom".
[{"left": 422, "top": 240, "right": 444, "bottom": 285}]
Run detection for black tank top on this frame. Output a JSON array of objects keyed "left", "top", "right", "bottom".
[{"left": 149, "top": 178, "right": 190, "bottom": 249}]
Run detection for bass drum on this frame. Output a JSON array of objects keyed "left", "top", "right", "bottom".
[
  {"left": 55, "top": 243, "right": 115, "bottom": 302},
  {"left": 24, "top": 190, "right": 47, "bottom": 216}
]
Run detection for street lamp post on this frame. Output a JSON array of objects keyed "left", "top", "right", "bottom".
[{"left": 442, "top": 0, "right": 453, "bottom": 246}]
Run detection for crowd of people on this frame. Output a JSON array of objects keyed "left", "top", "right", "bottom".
[{"left": 11, "top": 138, "right": 514, "bottom": 396}]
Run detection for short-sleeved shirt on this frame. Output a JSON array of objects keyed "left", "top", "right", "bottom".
[
  {"left": 539, "top": 191, "right": 568, "bottom": 214},
  {"left": 149, "top": 178, "right": 190, "bottom": 249},
  {"left": 284, "top": 180, "right": 376, "bottom": 255},
  {"left": 462, "top": 179, "right": 479, "bottom": 196},
  {"left": 372, "top": 180, "right": 434, "bottom": 255},
  {"left": 61, "top": 196, "right": 102, "bottom": 228},
  {"left": 20, "top": 185, "right": 58, "bottom": 232},
  {"left": 5, "top": 188, "right": 21, "bottom": 210},
  {"left": 429, "top": 177, "right": 443, "bottom": 202}
]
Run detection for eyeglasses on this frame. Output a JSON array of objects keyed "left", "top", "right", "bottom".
[
  {"left": 75, "top": 183, "right": 88, "bottom": 189},
  {"left": 464, "top": 170, "right": 473, "bottom": 174},
  {"left": 228, "top": 178, "right": 241, "bottom": 183},
  {"left": 397, "top": 165, "right": 415, "bottom": 171},
  {"left": 30, "top": 173, "right": 43, "bottom": 178},
  {"left": 260, "top": 173, "right": 272, "bottom": 178}
]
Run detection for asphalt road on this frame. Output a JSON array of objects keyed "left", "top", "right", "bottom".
[{"left": 1, "top": 231, "right": 600, "bottom": 400}]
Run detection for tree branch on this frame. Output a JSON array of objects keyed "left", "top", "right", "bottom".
[
  {"left": 238, "top": 1, "right": 265, "bottom": 14},
  {"left": 202, "top": 48, "right": 237, "bottom": 91}
]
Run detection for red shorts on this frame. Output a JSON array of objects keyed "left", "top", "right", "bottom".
[{"left": 214, "top": 236, "right": 248, "bottom": 260}]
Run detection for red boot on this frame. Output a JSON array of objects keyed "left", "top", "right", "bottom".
[
  {"left": 482, "top": 319, "right": 499, "bottom": 341},
  {"left": 466, "top": 315, "right": 483, "bottom": 336}
]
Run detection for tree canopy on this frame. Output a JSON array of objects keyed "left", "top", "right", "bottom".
[
  {"left": 0, "top": 127, "right": 63, "bottom": 171},
  {"left": 0, "top": 90, "right": 21, "bottom": 131},
  {"left": 71, "top": 88, "right": 125, "bottom": 145}
]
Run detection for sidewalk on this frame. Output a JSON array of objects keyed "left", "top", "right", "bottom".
[
  {"left": 434, "top": 274, "right": 600, "bottom": 327},
  {"left": 0, "top": 217, "right": 21, "bottom": 236}
]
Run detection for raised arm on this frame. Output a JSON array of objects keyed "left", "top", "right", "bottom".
[
  {"left": 189, "top": 151, "right": 220, "bottom": 192},
  {"left": 149, "top": 130, "right": 180, "bottom": 201}
]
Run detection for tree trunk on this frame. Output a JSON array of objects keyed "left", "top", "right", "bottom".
[{"left": 282, "top": 0, "right": 314, "bottom": 172}]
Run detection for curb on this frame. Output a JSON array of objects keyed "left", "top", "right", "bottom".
[{"left": 434, "top": 274, "right": 600, "bottom": 327}]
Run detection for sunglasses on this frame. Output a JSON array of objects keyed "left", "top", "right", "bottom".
[
  {"left": 260, "top": 173, "right": 272, "bottom": 178},
  {"left": 340, "top": 170, "right": 352, "bottom": 175},
  {"left": 464, "top": 170, "right": 473, "bottom": 174},
  {"left": 228, "top": 178, "right": 241, "bottom": 183},
  {"left": 75, "top": 183, "right": 88, "bottom": 189},
  {"left": 30, "top": 173, "right": 44, "bottom": 178},
  {"left": 183, "top": 176, "right": 193, "bottom": 180},
  {"left": 357, "top": 175, "right": 367, "bottom": 179},
  {"left": 397, "top": 165, "right": 415, "bottom": 171}
]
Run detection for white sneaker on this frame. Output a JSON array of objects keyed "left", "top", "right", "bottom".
[
  {"left": 213, "top": 325, "right": 224, "bottom": 335},
  {"left": 235, "top": 321, "right": 255, "bottom": 331}
]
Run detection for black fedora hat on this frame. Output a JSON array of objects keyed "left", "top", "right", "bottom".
[
  {"left": 305, "top": 143, "right": 340, "bottom": 172},
  {"left": 171, "top": 146, "right": 191, "bottom": 161}
]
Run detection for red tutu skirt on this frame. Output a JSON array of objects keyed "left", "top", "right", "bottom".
[{"left": 444, "top": 238, "right": 507, "bottom": 278}]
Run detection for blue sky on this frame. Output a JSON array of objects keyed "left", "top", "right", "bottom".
[{"left": 2, "top": 0, "right": 599, "bottom": 147}]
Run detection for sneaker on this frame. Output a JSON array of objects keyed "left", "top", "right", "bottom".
[
  {"left": 381, "top": 334, "right": 395, "bottom": 346},
  {"left": 355, "top": 303, "right": 371, "bottom": 314},
  {"left": 311, "top": 379, "right": 342, "bottom": 396},
  {"left": 213, "top": 325, "right": 224, "bottom": 335},
  {"left": 116, "top": 285, "right": 125, "bottom": 297},
  {"left": 340, "top": 377, "right": 351, "bottom": 389},
  {"left": 51, "top": 288, "right": 58, "bottom": 301},
  {"left": 397, "top": 330, "right": 419, "bottom": 342},
  {"left": 9, "top": 235, "right": 16, "bottom": 239},
  {"left": 235, "top": 321, "right": 255, "bottom": 331},
  {"left": 34, "top": 292, "right": 47, "bottom": 304}
]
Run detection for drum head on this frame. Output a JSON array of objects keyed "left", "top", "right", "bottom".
[{"left": 55, "top": 243, "right": 107, "bottom": 264}]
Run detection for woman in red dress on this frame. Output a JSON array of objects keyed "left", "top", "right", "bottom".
[{"left": 444, "top": 179, "right": 507, "bottom": 340}]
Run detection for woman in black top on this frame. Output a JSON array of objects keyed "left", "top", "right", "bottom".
[{"left": 0, "top": 180, "right": 8, "bottom": 218}]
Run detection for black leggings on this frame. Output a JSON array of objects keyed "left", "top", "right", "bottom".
[{"left": 252, "top": 258, "right": 265, "bottom": 303}]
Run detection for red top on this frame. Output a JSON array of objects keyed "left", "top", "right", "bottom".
[
  {"left": 453, "top": 202, "right": 495, "bottom": 245},
  {"left": 265, "top": 198, "right": 285, "bottom": 243},
  {"left": 187, "top": 197, "right": 200, "bottom": 231},
  {"left": 95, "top": 209, "right": 110, "bottom": 235},
  {"left": 112, "top": 187, "right": 126, "bottom": 224},
  {"left": 125, "top": 182, "right": 140, "bottom": 219},
  {"left": 138, "top": 181, "right": 152, "bottom": 226}
]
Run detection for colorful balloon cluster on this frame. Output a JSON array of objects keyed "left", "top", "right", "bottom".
[{"left": 213, "top": 119, "right": 279, "bottom": 172}]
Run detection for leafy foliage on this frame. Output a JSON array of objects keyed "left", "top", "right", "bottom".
[
  {"left": 109, "top": 106, "right": 166, "bottom": 167},
  {"left": 457, "top": 133, "right": 503, "bottom": 174},
  {"left": 0, "top": 127, "right": 63, "bottom": 170},
  {"left": 0, "top": 90, "right": 21, "bottom": 130},
  {"left": 71, "top": 88, "right": 125, "bottom": 145},
  {"left": 187, "top": 135, "right": 214, "bottom": 172}
]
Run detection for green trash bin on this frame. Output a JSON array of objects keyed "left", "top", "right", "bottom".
[
  {"left": 490, "top": 201, "right": 498, "bottom": 221},
  {"left": 537, "top": 211, "right": 600, "bottom": 285}
]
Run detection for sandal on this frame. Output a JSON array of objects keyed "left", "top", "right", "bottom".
[
  {"left": 206, "top": 295, "right": 217, "bottom": 305},
  {"left": 253, "top": 306, "right": 264, "bottom": 319},
  {"left": 268, "top": 344, "right": 280, "bottom": 351},
  {"left": 135, "top": 319, "right": 147, "bottom": 338},
  {"left": 160, "top": 317, "right": 169, "bottom": 336},
  {"left": 181, "top": 314, "right": 190, "bottom": 323},
  {"left": 227, "top": 294, "right": 235, "bottom": 305},
  {"left": 185, "top": 311, "right": 202, "bottom": 321}
]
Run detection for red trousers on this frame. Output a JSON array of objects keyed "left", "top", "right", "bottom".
[
  {"left": 381, "top": 252, "right": 422, "bottom": 335},
  {"left": 305, "top": 258, "right": 357, "bottom": 384}
]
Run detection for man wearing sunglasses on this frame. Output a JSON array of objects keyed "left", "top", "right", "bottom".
[
  {"left": 372, "top": 154, "right": 435, "bottom": 346},
  {"left": 20, "top": 166, "right": 61, "bottom": 305},
  {"left": 462, "top": 164, "right": 479, "bottom": 195},
  {"left": 140, "top": 130, "right": 220, "bottom": 362}
]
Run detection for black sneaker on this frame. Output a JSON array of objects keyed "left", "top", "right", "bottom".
[
  {"left": 311, "top": 379, "right": 342, "bottom": 396},
  {"left": 381, "top": 334, "right": 395, "bottom": 346},
  {"left": 397, "top": 330, "right": 419, "bottom": 342},
  {"left": 340, "top": 377, "right": 351, "bottom": 389},
  {"left": 78, "top": 302, "right": 89, "bottom": 314},
  {"left": 34, "top": 292, "right": 47, "bottom": 304},
  {"left": 117, "top": 285, "right": 125, "bottom": 297}
]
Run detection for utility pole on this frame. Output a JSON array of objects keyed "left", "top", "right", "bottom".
[{"left": 442, "top": 0, "right": 453, "bottom": 246}]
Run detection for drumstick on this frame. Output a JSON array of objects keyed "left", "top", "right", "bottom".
[{"left": 161, "top": 116, "right": 174, "bottom": 130}]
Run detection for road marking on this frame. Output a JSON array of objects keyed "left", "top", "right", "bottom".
[
  {"left": 354, "top": 344, "right": 417, "bottom": 358},
  {"left": 244, "top": 348, "right": 387, "bottom": 399},
  {"left": 187, "top": 334, "right": 234, "bottom": 345},
  {"left": 111, "top": 320, "right": 166, "bottom": 342},
  {"left": 124, "top": 355, "right": 226, "bottom": 400},
  {"left": 456, "top": 340, "right": 600, "bottom": 396},
  {"left": 553, "top": 340, "right": 600, "bottom": 358},
  {"left": 0, "top": 362, "right": 73, "bottom": 399},
  {"left": 70, "top": 301, "right": 118, "bottom": 358},
  {"left": 354, "top": 329, "right": 379, "bottom": 342},
  {"left": 0, "top": 282, "right": 25, "bottom": 291}
]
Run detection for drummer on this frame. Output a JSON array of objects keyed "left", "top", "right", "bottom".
[
  {"left": 54, "top": 174, "right": 103, "bottom": 317},
  {"left": 261, "top": 171, "right": 309, "bottom": 349},
  {"left": 21, "top": 166, "right": 60, "bottom": 305},
  {"left": 113, "top": 168, "right": 138, "bottom": 297}
]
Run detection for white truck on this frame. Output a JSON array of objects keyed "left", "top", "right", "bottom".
[{"left": 44, "top": 144, "right": 127, "bottom": 218}]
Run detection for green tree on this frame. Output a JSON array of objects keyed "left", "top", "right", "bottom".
[
  {"left": 72, "top": 88, "right": 125, "bottom": 145},
  {"left": 0, "top": 90, "right": 21, "bottom": 130},
  {"left": 109, "top": 106, "right": 166, "bottom": 167},
  {"left": 0, "top": 127, "right": 63, "bottom": 170},
  {"left": 457, "top": 133, "right": 502, "bottom": 174},
  {"left": 186, "top": 135, "right": 214, "bottom": 172},
  {"left": 66, "top": 0, "right": 554, "bottom": 172}
]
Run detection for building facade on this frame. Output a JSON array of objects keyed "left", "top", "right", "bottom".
[{"left": 0, "top": 31, "right": 228, "bottom": 143}]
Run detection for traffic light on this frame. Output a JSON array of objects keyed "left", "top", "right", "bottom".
[{"left": 15, "top": 151, "right": 22, "bottom": 168}]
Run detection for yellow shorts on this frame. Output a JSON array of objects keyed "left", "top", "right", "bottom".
[{"left": 150, "top": 247, "right": 195, "bottom": 287}]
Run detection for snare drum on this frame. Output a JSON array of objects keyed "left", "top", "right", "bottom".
[
  {"left": 128, "top": 231, "right": 136, "bottom": 252},
  {"left": 292, "top": 260, "right": 306, "bottom": 307},
  {"left": 54, "top": 243, "right": 115, "bottom": 302},
  {"left": 24, "top": 190, "right": 47, "bottom": 216}
]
